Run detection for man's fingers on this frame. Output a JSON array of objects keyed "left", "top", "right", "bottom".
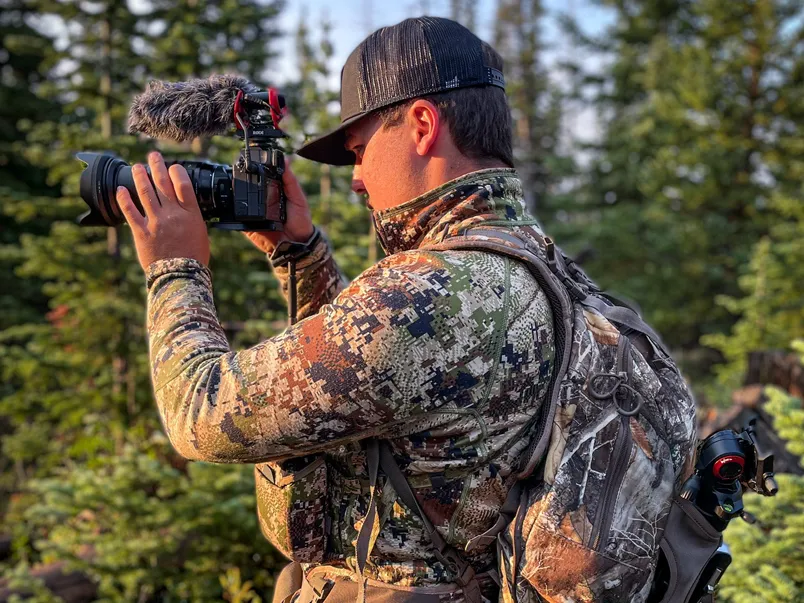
[
  {"left": 116, "top": 186, "right": 146, "bottom": 230},
  {"left": 282, "top": 162, "right": 306, "bottom": 208},
  {"left": 132, "top": 163, "right": 161, "bottom": 217},
  {"left": 148, "top": 151, "right": 178, "bottom": 203},
  {"left": 169, "top": 164, "right": 201, "bottom": 214}
]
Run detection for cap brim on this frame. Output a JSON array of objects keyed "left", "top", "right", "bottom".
[{"left": 296, "top": 113, "right": 368, "bottom": 166}]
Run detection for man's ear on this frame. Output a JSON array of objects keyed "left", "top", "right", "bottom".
[{"left": 407, "top": 100, "right": 440, "bottom": 157}]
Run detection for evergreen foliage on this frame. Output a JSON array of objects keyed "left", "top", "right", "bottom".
[
  {"left": 12, "top": 444, "right": 277, "bottom": 600},
  {"left": 561, "top": 0, "right": 804, "bottom": 383},
  {"left": 145, "top": 0, "right": 284, "bottom": 82},
  {"left": 695, "top": 156, "right": 803, "bottom": 601},
  {"left": 282, "top": 14, "right": 375, "bottom": 276},
  {"left": 0, "top": 0, "right": 61, "bottom": 333},
  {"left": 0, "top": 0, "right": 290, "bottom": 599},
  {"left": 1, "top": 0, "right": 802, "bottom": 599},
  {"left": 494, "top": 0, "right": 573, "bottom": 219},
  {"left": 703, "top": 193, "right": 804, "bottom": 394},
  {"left": 717, "top": 360, "right": 804, "bottom": 602}
]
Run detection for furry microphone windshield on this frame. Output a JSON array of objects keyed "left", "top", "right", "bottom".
[{"left": 128, "top": 74, "right": 261, "bottom": 141}]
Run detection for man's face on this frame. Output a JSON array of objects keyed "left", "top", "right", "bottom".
[{"left": 344, "top": 113, "right": 424, "bottom": 212}]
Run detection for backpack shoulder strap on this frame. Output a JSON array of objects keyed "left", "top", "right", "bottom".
[
  {"left": 420, "top": 227, "right": 681, "bottom": 576},
  {"left": 423, "top": 228, "right": 574, "bottom": 479},
  {"left": 426, "top": 227, "right": 671, "bottom": 358},
  {"left": 423, "top": 226, "right": 673, "bottom": 474}
]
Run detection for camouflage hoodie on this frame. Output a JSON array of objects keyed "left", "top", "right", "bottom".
[{"left": 145, "top": 168, "right": 555, "bottom": 590}]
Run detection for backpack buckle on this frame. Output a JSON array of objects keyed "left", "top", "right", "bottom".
[
  {"left": 433, "top": 546, "right": 460, "bottom": 575},
  {"left": 563, "top": 278, "right": 587, "bottom": 302},
  {"left": 544, "top": 237, "right": 556, "bottom": 267},
  {"left": 434, "top": 547, "right": 477, "bottom": 590},
  {"left": 543, "top": 237, "right": 587, "bottom": 301}
]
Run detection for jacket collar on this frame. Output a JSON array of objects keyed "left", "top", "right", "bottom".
[{"left": 372, "top": 168, "right": 530, "bottom": 255}]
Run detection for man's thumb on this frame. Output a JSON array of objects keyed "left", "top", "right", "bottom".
[{"left": 282, "top": 160, "right": 305, "bottom": 204}]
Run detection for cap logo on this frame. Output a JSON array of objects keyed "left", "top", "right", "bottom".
[
  {"left": 488, "top": 68, "right": 505, "bottom": 89},
  {"left": 445, "top": 76, "right": 460, "bottom": 89}
]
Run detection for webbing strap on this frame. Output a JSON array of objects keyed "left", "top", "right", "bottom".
[
  {"left": 378, "top": 443, "right": 443, "bottom": 549},
  {"left": 423, "top": 234, "right": 571, "bottom": 479},
  {"left": 354, "top": 439, "right": 381, "bottom": 603},
  {"left": 580, "top": 295, "right": 671, "bottom": 358},
  {"left": 377, "top": 441, "right": 483, "bottom": 603}
]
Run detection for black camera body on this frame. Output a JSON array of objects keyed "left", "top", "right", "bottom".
[{"left": 78, "top": 81, "right": 287, "bottom": 231}]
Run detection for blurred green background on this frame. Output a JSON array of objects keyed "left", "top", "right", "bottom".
[{"left": 0, "top": 0, "right": 802, "bottom": 601}]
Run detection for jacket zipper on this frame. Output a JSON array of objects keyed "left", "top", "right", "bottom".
[{"left": 592, "top": 413, "right": 632, "bottom": 552}]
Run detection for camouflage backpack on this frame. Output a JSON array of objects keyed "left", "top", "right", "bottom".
[{"left": 425, "top": 227, "right": 701, "bottom": 603}]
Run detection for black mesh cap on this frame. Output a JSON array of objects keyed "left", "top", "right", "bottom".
[{"left": 296, "top": 16, "right": 506, "bottom": 166}]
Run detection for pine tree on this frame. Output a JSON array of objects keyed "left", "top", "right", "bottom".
[
  {"left": 1, "top": 0, "right": 289, "bottom": 599},
  {"left": 0, "top": 0, "right": 63, "bottom": 524},
  {"left": 283, "top": 13, "right": 375, "bottom": 277},
  {"left": 0, "top": 0, "right": 63, "bottom": 332},
  {"left": 702, "top": 193, "right": 804, "bottom": 395},
  {"left": 689, "top": 103, "right": 803, "bottom": 600},
  {"left": 561, "top": 0, "right": 804, "bottom": 385},
  {"left": 494, "top": 0, "right": 571, "bottom": 219},
  {"left": 145, "top": 0, "right": 284, "bottom": 83},
  {"left": 716, "top": 350, "right": 804, "bottom": 602},
  {"left": 1, "top": 0, "right": 163, "bottom": 484}
]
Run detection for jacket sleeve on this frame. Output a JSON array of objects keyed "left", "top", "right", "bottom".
[
  {"left": 145, "top": 252, "right": 500, "bottom": 463},
  {"left": 269, "top": 229, "right": 348, "bottom": 321}
]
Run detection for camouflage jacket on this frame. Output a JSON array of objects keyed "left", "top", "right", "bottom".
[{"left": 145, "top": 168, "right": 555, "bottom": 590}]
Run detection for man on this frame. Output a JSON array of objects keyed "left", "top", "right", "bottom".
[{"left": 117, "top": 16, "right": 556, "bottom": 603}]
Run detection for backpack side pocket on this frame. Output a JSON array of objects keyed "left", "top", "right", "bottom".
[
  {"left": 255, "top": 455, "right": 328, "bottom": 563},
  {"left": 653, "top": 498, "right": 722, "bottom": 603}
]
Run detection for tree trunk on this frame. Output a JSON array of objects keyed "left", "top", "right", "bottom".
[
  {"left": 191, "top": 136, "right": 210, "bottom": 156},
  {"left": 99, "top": 19, "right": 112, "bottom": 140},
  {"left": 0, "top": 534, "right": 11, "bottom": 561},
  {"left": 744, "top": 351, "right": 804, "bottom": 397},
  {"left": 100, "top": 14, "right": 130, "bottom": 450},
  {"left": 0, "top": 562, "right": 97, "bottom": 603}
]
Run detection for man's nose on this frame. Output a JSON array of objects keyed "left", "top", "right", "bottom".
[{"left": 351, "top": 167, "right": 367, "bottom": 196}]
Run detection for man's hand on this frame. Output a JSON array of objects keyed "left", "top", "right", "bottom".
[
  {"left": 117, "top": 152, "right": 211, "bottom": 271},
  {"left": 242, "top": 161, "right": 315, "bottom": 254}
]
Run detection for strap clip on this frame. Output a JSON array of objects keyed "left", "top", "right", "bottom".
[{"left": 544, "top": 236, "right": 556, "bottom": 266}]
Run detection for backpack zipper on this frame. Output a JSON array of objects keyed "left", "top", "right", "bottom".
[
  {"left": 590, "top": 335, "right": 638, "bottom": 553},
  {"left": 592, "top": 413, "right": 632, "bottom": 552}
]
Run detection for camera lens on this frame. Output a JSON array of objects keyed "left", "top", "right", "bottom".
[
  {"left": 77, "top": 153, "right": 131, "bottom": 226},
  {"left": 76, "top": 152, "right": 231, "bottom": 227}
]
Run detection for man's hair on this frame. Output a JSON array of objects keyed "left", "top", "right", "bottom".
[{"left": 374, "top": 42, "right": 514, "bottom": 168}]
